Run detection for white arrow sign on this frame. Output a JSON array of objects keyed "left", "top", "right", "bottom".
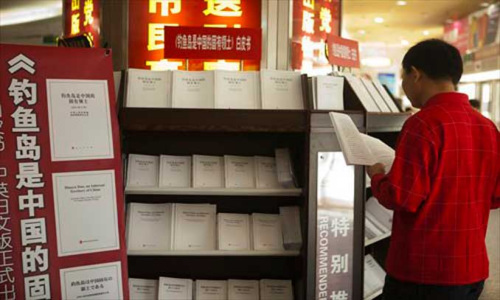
[{"left": 8, "top": 53, "right": 35, "bottom": 74}]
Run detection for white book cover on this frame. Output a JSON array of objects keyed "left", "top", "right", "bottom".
[
  {"left": 192, "top": 155, "right": 224, "bottom": 188},
  {"left": 126, "top": 203, "right": 172, "bottom": 251},
  {"left": 173, "top": 203, "right": 216, "bottom": 251},
  {"left": 127, "top": 154, "right": 159, "bottom": 187},
  {"left": 251, "top": 213, "right": 284, "bottom": 251},
  {"left": 195, "top": 280, "right": 228, "bottom": 300},
  {"left": 254, "top": 156, "right": 281, "bottom": 189},
  {"left": 373, "top": 79, "right": 401, "bottom": 112},
  {"left": 366, "top": 197, "right": 393, "bottom": 231},
  {"left": 260, "top": 70, "right": 304, "bottom": 110},
  {"left": 316, "top": 76, "right": 344, "bottom": 110},
  {"left": 159, "top": 155, "right": 192, "bottom": 188},
  {"left": 224, "top": 155, "right": 256, "bottom": 188},
  {"left": 214, "top": 71, "right": 260, "bottom": 109},
  {"left": 260, "top": 279, "right": 294, "bottom": 300},
  {"left": 360, "top": 78, "right": 391, "bottom": 112},
  {"left": 158, "top": 277, "right": 193, "bottom": 300},
  {"left": 228, "top": 280, "right": 259, "bottom": 300},
  {"left": 343, "top": 74, "right": 380, "bottom": 112},
  {"left": 129, "top": 278, "right": 159, "bottom": 300},
  {"left": 364, "top": 255, "right": 386, "bottom": 298},
  {"left": 172, "top": 71, "right": 214, "bottom": 108},
  {"left": 217, "top": 213, "right": 251, "bottom": 251},
  {"left": 279, "top": 206, "right": 302, "bottom": 250},
  {"left": 126, "top": 68, "right": 172, "bottom": 108}
]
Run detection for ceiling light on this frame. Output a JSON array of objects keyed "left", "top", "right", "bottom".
[
  {"left": 397, "top": 1, "right": 407, "bottom": 6},
  {"left": 0, "top": 2, "right": 63, "bottom": 26},
  {"left": 361, "top": 57, "right": 392, "bottom": 68},
  {"left": 401, "top": 39, "right": 410, "bottom": 46},
  {"left": 374, "top": 17, "right": 385, "bottom": 24},
  {"left": 358, "top": 30, "right": 366, "bottom": 35},
  {"left": 480, "top": 2, "right": 490, "bottom": 8},
  {"left": 423, "top": 30, "right": 430, "bottom": 36}
]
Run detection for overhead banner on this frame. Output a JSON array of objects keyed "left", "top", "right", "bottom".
[
  {"left": 0, "top": 44, "right": 128, "bottom": 299},
  {"left": 326, "top": 36, "right": 360, "bottom": 68}
]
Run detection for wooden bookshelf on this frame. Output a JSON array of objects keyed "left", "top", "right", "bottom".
[{"left": 128, "top": 250, "right": 300, "bottom": 257}]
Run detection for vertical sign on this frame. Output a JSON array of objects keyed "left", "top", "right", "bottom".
[
  {"left": 63, "top": 0, "right": 101, "bottom": 47},
  {"left": 316, "top": 152, "right": 354, "bottom": 300},
  {"left": 0, "top": 44, "right": 128, "bottom": 299}
]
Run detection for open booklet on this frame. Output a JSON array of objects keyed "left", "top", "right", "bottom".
[{"left": 329, "top": 112, "right": 395, "bottom": 169}]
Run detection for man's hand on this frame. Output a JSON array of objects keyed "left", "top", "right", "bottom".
[{"left": 367, "top": 163, "right": 386, "bottom": 179}]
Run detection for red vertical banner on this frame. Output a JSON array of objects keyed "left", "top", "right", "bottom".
[
  {"left": 63, "top": 0, "right": 101, "bottom": 47},
  {"left": 0, "top": 44, "right": 127, "bottom": 299}
]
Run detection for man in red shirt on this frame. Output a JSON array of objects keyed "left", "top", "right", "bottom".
[{"left": 368, "top": 39, "right": 500, "bottom": 300}]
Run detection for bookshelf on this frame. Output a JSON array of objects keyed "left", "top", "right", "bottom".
[
  {"left": 128, "top": 250, "right": 300, "bottom": 257},
  {"left": 125, "top": 187, "right": 303, "bottom": 196}
]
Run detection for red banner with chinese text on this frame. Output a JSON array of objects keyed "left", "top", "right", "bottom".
[
  {"left": 0, "top": 44, "right": 127, "bottom": 300},
  {"left": 327, "top": 36, "right": 360, "bottom": 68},
  {"left": 63, "top": 0, "right": 101, "bottom": 47}
]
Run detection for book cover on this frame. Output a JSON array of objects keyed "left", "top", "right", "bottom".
[
  {"left": 126, "top": 203, "right": 172, "bottom": 251},
  {"left": 128, "top": 278, "right": 158, "bottom": 300},
  {"left": 217, "top": 213, "right": 251, "bottom": 251},
  {"left": 126, "top": 154, "right": 159, "bottom": 187},
  {"left": 159, "top": 155, "right": 192, "bottom": 188},
  {"left": 214, "top": 71, "right": 260, "bottom": 109},
  {"left": 173, "top": 203, "right": 217, "bottom": 251},
  {"left": 260, "top": 70, "right": 303, "bottom": 110},
  {"left": 279, "top": 206, "right": 302, "bottom": 250},
  {"left": 260, "top": 279, "right": 294, "bottom": 300},
  {"left": 316, "top": 75, "right": 344, "bottom": 110},
  {"left": 228, "top": 280, "right": 259, "bottom": 300},
  {"left": 224, "top": 155, "right": 256, "bottom": 188},
  {"left": 158, "top": 277, "right": 193, "bottom": 300},
  {"left": 172, "top": 70, "right": 214, "bottom": 108},
  {"left": 125, "top": 68, "right": 171, "bottom": 108},
  {"left": 254, "top": 156, "right": 281, "bottom": 189},
  {"left": 193, "top": 155, "right": 224, "bottom": 188},
  {"left": 195, "top": 280, "right": 228, "bottom": 300},
  {"left": 251, "top": 213, "right": 284, "bottom": 251}
]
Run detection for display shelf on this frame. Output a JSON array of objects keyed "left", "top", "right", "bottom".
[
  {"left": 120, "top": 108, "right": 308, "bottom": 133},
  {"left": 310, "top": 111, "right": 365, "bottom": 132},
  {"left": 128, "top": 250, "right": 300, "bottom": 257},
  {"left": 366, "top": 112, "right": 411, "bottom": 133},
  {"left": 364, "top": 288, "right": 383, "bottom": 300},
  {"left": 365, "top": 231, "right": 391, "bottom": 247},
  {"left": 125, "top": 186, "right": 303, "bottom": 196}
]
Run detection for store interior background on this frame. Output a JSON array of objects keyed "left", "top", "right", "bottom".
[{"left": 0, "top": 0, "right": 498, "bottom": 299}]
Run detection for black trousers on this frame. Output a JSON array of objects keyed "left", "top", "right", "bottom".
[{"left": 382, "top": 275, "right": 485, "bottom": 300}]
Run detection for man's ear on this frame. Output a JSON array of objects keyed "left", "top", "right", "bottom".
[{"left": 411, "top": 66, "right": 422, "bottom": 82}]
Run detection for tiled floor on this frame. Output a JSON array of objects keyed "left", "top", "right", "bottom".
[{"left": 481, "top": 209, "right": 500, "bottom": 299}]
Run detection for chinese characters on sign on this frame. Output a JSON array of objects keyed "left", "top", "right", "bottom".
[
  {"left": 326, "top": 36, "right": 360, "bottom": 68},
  {"left": 64, "top": 0, "right": 100, "bottom": 47}
]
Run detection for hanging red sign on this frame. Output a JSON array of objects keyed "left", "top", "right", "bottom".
[
  {"left": 327, "top": 36, "right": 360, "bottom": 68},
  {"left": 164, "top": 26, "right": 261, "bottom": 60}
]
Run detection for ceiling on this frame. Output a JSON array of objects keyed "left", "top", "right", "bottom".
[{"left": 343, "top": 0, "right": 495, "bottom": 46}]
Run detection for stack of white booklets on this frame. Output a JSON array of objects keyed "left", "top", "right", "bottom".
[
  {"left": 364, "top": 255, "right": 386, "bottom": 299},
  {"left": 311, "top": 75, "right": 344, "bottom": 110},
  {"left": 218, "top": 213, "right": 251, "bottom": 251},
  {"left": 275, "top": 148, "right": 297, "bottom": 188},
  {"left": 254, "top": 156, "right": 281, "bottom": 189},
  {"left": 172, "top": 203, "right": 217, "bottom": 251},
  {"left": 214, "top": 71, "right": 261, "bottom": 109},
  {"left": 228, "top": 280, "right": 260, "bottom": 300},
  {"left": 172, "top": 70, "right": 215, "bottom": 109},
  {"left": 158, "top": 277, "right": 193, "bottom": 300},
  {"left": 251, "top": 213, "right": 284, "bottom": 251},
  {"left": 372, "top": 79, "right": 400, "bottom": 112},
  {"left": 279, "top": 206, "right": 302, "bottom": 250},
  {"left": 127, "top": 154, "right": 160, "bottom": 187},
  {"left": 159, "top": 155, "right": 192, "bottom": 188},
  {"left": 260, "top": 279, "right": 294, "bottom": 300},
  {"left": 260, "top": 70, "right": 304, "bottom": 110},
  {"left": 126, "top": 203, "right": 172, "bottom": 252},
  {"left": 193, "top": 155, "right": 225, "bottom": 188},
  {"left": 360, "top": 77, "right": 392, "bottom": 112},
  {"left": 125, "top": 69, "right": 172, "bottom": 108},
  {"left": 365, "top": 197, "right": 393, "bottom": 241},
  {"left": 128, "top": 278, "right": 158, "bottom": 300}
]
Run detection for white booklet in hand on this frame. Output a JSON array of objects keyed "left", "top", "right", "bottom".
[
  {"left": 251, "top": 213, "right": 284, "bottom": 251},
  {"left": 254, "top": 156, "right": 281, "bottom": 189},
  {"left": 228, "top": 280, "right": 260, "bottom": 300},
  {"left": 366, "top": 197, "right": 393, "bottom": 231},
  {"left": 159, "top": 155, "right": 192, "bottom": 188},
  {"left": 224, "top": 155, "right": 256, "bottom": 188},
  {"left": 125, "top": 68, "right": 171, "bottom": 108},
  {"left": 126, "top": 154, "right": 159, "bottom": 187},
  {"left": 193, "top": 155, "right": 224, "bottom": 188},
  {"left": 218, "top": 213, "right": 251, "bottom": 251},
  {"left": 128, "top": 278, "right": 158, "bottom": 300},
  {"left": 158, "top": 277, "right": 193, "bottom": 300},
  {"left": 260, "top": 279, "right": 294, "bottom": 300},
  {"left": 172, "top": 70, "right": 214, "bottom": 108},
  {"left": 329, "top": 112, "right": 395, "bottom": 167},
  {"left": 260, "top": 70, "right": 303, "bottom": 110},
  {"left": 214, "top": 71, "right": 260, "bottom": 109},
  {"left": 126, "top": 203, "right": 173, "bottom": 251},
  {"left": 195, "top": 280, "right": 228, "bottom": 300},
  {"left": 172, "top": 203, "right": 216, "bottom": 251}
]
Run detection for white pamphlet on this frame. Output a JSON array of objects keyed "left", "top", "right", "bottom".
[
  {"left": 129, "top": 278, "right": 159, "bottom": 300},
  {"left": 373, "top": 79, "right": 401, "bottom": 112},
  {"left": 192, "top": 155, "right": 224, "bottom": 188},
  {"left": 279, "top": 206, "right": 302, "bottom": 250},
  {"left": 251, "top": 213, "right": 284, "bottom": 251},
  {"left": 52, "top": 170, "right": 119, "bottom": 256},
  {"left": 159, "top": 155, "right": 192, "bottom": 188},
  {"left": 126, "top": 203, "right": 172, "bottom": 251},
  {"left": 214, "top": 71, "right": 260, "bottom": 109},
  {"left": 126, "top": 154, "right": 159, "bottom": 187},
  {"left": 254, "top": 156, "right": 281, "bottom": 189},
  {"left": 343, "top": 74, "right": 380, "bottom": 112},
  {"left": 228, "top": 280, "right": 259, "bottom": 300},
  {"left": 218, "top": 213, "right": 251, "bottom": 251},
  {"left": 360, "top": 78, "right": 392, "bottom": 112},
  {"left": 224, "top": 155, "right": 256, "bottom": 188},
  {"left": 260, "top": 70, "right": 304, "bottom": 110},
  {"left": 366, "top": 197, "right": 393, "bottom": 231},
  {"left": 46, "top": 79, "right": 114, "bottom": 161},
  {"left": 364, "top": 255, "right": 386, "bottom": 299},
  {"left": 260, "top": 279, "right": 294, "bottom": 300},
  {"left": 316, "top": 76, "right": 344, "bottom": 110},
  {"left": 172, "top": 203, "right": 217, "bottom": 251},
  {"left": 125, "top": 68, "right": 171, "bottom": 108},
  {"left": 172, "top": 71, "right": 214, "bottom": 108},
  {"left": 195, "top": 280, "right": 228, "bottom": 300},
  {"left": 158, "top": 277, "right": 193, "bottom": 300}
]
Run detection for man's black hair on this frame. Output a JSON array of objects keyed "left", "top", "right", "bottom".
[{"left": 402, "top": 39, "right": 463, "bottom": 85}]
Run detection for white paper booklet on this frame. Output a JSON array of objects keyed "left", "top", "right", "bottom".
[
  {"left": 251, "top": 213, "right": 284, "bottom": 251},
  {"left": 126, "top": 68, "right": 171, "bottom": 108},
  {"left": 275, "top": 149, "right": 297, "bottom": 188},
  {"left": 126, "top": 203, "right": 172, "bottom": 251},
  {"left": 195, "top": 280, "right": 228, "bottom": 300},
  {"left": 158, "top": 277, "right": 193, "bottom": 300},
  {"left": 218, "top": 213, "right": 251, "bottom": 251},
  {"left": 192, "top": 155, "right": 225, "bottom": 188},
  {"left": 260, "top": 70, "right": 304, "bottom": 110},
  {"left": 127, "top": 154, "right": 159, "bottom": 187},
  {"left": 365, "top": 213, "right": 386, "bottom": 240},
  {"left": 315, "top": 76, "right": 344, "bottom": 110},
  {"left": 364, "top": 255, "right": 386, "bottom": 299},
  {"left": 214, "top": 71, "right": 260, "bottom": 109},
  {"left": 329, "top": 112, "right": 395, "bottom": 167},
  {"left": 172, "top": 71, "right": 214, "bottom": 108},
  {"left": 159, "top": 155, "right": 192, "bottom": 188},
  {"left": 224, "top": 155, "right": 256, "bottom": 188},
  {"left": 129, "top": 278, "right": 159, "bottom": 300},
  {"left": 343, "top": 74, "right": 380, "bottom": 112},
  {"left": 360, "top": 78, "right": 391, "bottom": 112},
  {"left": 260, "top": 279, "right": 294, "bottom": 300},
  {"left": 254, "top": 156, "right": 281, "bottom": 189},
  {"left": 228, "top": 280, "right": 259, "bottom": 300},
  {"left": 366, "top": 197, "right": 393, "bottom": 231},
  {"left": 279, "top": 206, "right": 302, "bottom": 250},
  {"left": 373, "top": 79, "right": 401, "bottom": 112},
  {"left": 172, "top": 203, "right": 216, "bottom": 251}
]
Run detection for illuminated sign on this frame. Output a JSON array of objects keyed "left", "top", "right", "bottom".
[{"left": 63, "top": 0, "right": 100, "bottom": 47}]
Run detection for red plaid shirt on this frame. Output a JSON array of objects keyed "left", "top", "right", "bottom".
[{"left": 372, "top": 92, "right": 500, "bottom": 285}]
